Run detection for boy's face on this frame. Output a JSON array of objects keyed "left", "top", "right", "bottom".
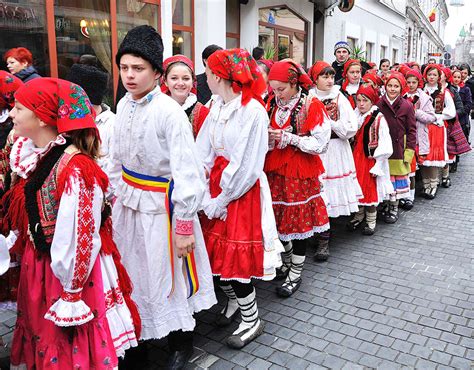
[{"left": 119, "top": 54, "right": 161, "bottom": 100}]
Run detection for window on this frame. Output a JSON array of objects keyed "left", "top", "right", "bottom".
[
  {"left": 226, "top": 0, "right": 240, "bottom": 48},
  {"left": 172, "top": 0, "right": 194, "bottom": 59},
  {"left": 258, "top": 6, "right": 307, "bottom": 66},
  {"left": 380, "top": 45, "right": 387, "bottom": 59},
  {"left": 0, "top": 0, "right": 50, "bottom": 76},
  {"left": 347, "top": 37, "right": 357, "bottom": 53},
  {"left": 392, "top": 48, "right": 398, "bottom": 64},
  {"left": 365, "top": 42, "right": 374, "bottom": 62},
  {"left": 116, "top": 0, "right": 161, "bottom": 45}
]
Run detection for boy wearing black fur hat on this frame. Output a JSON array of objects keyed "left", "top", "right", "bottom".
[{"left": 111, "top": 25, "right": 216, "bottom": 369}]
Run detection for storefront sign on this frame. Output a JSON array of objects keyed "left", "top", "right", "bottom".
[
  {"left": 0, "top": 2, "right": 35, "bottom": 21},
  {"left": 55, "top": 16, "right": 71, "bottom": 31}
]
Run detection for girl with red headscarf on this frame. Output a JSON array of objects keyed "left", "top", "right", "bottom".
[
  {"left": 376, "top": 72, "right": 417, "bottom": 223},
  {"left": 196, "top": 48, "right": 283, "bottom": 349},
  {"left": 402, "top": 68, "right": 437, "bottom": 203},
  {"left": 162, "top": 55, "right": 209, "bottom": 138},
  {"left": 264, "top": 59, "right": 331, "bottom": 297},
  {"left": 3, "top": 78, "right": 140, "bottom": 368},
  {"left": 340, "top": 59, "right": 363, "bottom": 108},
  {"left": 308, "top": 60, "right": 362, "bottom": 253},
  {"left": 348, "top": 85, "right": 393, "bottom": 235},
  {"left": 423, "top": 65, "right": 456, "bottom": 192}
]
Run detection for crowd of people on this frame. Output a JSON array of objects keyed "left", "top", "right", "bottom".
[{"left": 0, "top": 26, "right": 472, "bottom": 369}]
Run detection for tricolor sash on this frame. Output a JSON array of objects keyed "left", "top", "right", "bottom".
[{"left": 122, "top": 165, "right": 199, "bottom": 298}]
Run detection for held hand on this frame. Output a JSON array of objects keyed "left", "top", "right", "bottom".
[
  {"left": 175, "top": 234, "right": 195, "bottom": 258},
  {"left": 268, "top": 128, "right": 282, "bottom": 142}
]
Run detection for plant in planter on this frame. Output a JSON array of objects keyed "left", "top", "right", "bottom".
[{"left": 351, "top": 45, "right": 367, "bottom": 62}]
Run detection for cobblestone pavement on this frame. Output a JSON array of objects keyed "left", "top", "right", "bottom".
[{"left": 2, "top": 151, "right": 474, "bottom": 369}]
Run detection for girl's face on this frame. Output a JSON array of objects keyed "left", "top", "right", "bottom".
[
  {"left": 461, "top": 69, "right": 469, "bottom": 81},
  {"left": 386, "top": 78, "right": 401, "bottom": 100},
  {"left": 165, "top": 64, "right": 194, "bottom": 104},
  {"left": 347, "top": 65, "right": 361, "bottom": 84},
  {"left": 119, "top": 54, "right": 161, "bottom": 100},
  {"left": 9, "top": 100, "right": 41, "bottom": 139},
  {"left": 380, "top": 61, "right": 390, "bottom": 73},
  {"left": 269, "top": 80, "right": 298, "bottom": 102},
  {"left": 6, "top": 57, "right": 28, "bottom": 74},
  {"left": 452, "top": 71, "right": 462, "bottom": 86},
  {"left": 406, "top": 76, "right": 419, "bottom": 93},
  {"left": 316, "top": 74, "right": 334, "bottom": 91},
  {"left": 356, "top": 94, "right": 372, "bottom": 114},
  {"left": 426, "top": 69, "right": 439, "bottom": 86},
  {"left": 440, "top": 72, "right": 447, "bottom": 85}
]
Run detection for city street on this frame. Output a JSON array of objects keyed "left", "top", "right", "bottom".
[{"left": 121, "top": 152, "right": 474, "bottom": 369}]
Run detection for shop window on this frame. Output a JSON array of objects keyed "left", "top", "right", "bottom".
[
  {"left": 0, "top": 0, "right": 50, "bottom": 76},
  {"left": 172, "top": 0, "right": 193, "bottom": 60},
  {"left": 226, "top": 0, "right": 239, "bottom": 48},
  {"left": 54, "top": 0, "right": 113, "bottom": 104},
  {"left": 116, "top": 1, "right": 161, "bottom": 45}
]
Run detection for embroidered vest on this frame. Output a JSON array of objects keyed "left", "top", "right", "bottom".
[
  {"left": 267, "top": 92, "right": 311, "bottom": 136},
  {"left": 321, "top": 97, "right": 339, "bottom": 121}
]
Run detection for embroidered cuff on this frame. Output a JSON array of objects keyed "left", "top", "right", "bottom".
[
  {"left": 44, "top": 289, "right": 93, "bottom": 327},
  {"left": 176, "top": 219, "right": 194, "bottom": 235},
  {"left": 277, "top": 131, "right": 291, "bottom": 149}
]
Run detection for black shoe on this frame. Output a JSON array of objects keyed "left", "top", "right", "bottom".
[
  {"left": 166, "top": 348, "right": 194, "bottom": 370},
  {"left": 400, "top": 199, "right": 414, "bottom": 210},
  {"left": 215, "top": 306, "right": 239, "bottom": 327},
  {"left": 362, "top": 225, "right": 375, "bottom": 235},
  {"left": 423, "top": 187, "right": 434, "bottom": 200},
  {"left": 441, "top": 177, "right": 451, "bottom": 188},
  {"left": 384, "top": 212, "right": 398, "bottom": 224},
  {"left": 399, "top": 198, "right": 406, "bottom": 208},
  {"left": 276, "top": 277, "right": 302, "bottom": 297},
  {"left": 226, "top": 319, "right": 265, "bottom": 349},
  {"left": 450, "top": 163, "right": 457, "bottom": 173}
]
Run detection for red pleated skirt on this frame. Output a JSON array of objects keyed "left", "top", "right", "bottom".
[
  {"left": 353, "top": 140, "right": 378, "bottom": 205},
  {"left": 201, "top": 156, "right": 264, "bottom": 281}
]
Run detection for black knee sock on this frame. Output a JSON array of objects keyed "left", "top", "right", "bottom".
[
  {"left": 168, "top": 330, "right": 193, "bottom": 351},
  {"left": 292, "top": 239, "right": 307, "bottom": 256},
  {"left": 230, "top": 280, "right": 254, "bottom": 298}
]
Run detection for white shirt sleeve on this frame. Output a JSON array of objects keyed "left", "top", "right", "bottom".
[
  {"left": 0, "top": 231, "right": 17, "bottom": 276},
  {"left": 166, "top": 109, "right": 206, "bottom": 221},
  {"left": 370, "top": 116, "right": 393, "bottom": 177},
  {"left": 437, "top": 91, "right": 456, "bottom": 123},
  {"left": 331, "top": 93, "right": 359, "bottom": 140},
  {"left": 45, "top": 175, "right": 103, "bottom": 327},
  {"left": 218, "top": 107, "right": 269, "bottom": 205}
]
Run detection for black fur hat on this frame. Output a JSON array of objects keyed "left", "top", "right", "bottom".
[
  {"left": 66, "top": 64, "right": 108, "bottom": 105},
  {"left": 115, "top": 25, "right": 164, "bottom": 73}
]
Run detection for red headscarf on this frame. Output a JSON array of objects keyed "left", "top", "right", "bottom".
[
  {"left": 404, "top": 68, "right": 424, "bottom": 89},
  {"left": 207, "top": 48, "right": 266, "bottom": 106},
  {"left": 385, "top": 71, "right": 408, "bottom": 96},
  {"left": 0, "top": 71, "right": 23, "bottom": 110},
  {"left": 268, "top": 59, "right": 313, "bottom": 91},
  {"left": 442, "top": 67, "right": 452, "bottom": 83},
  {"left": 308, "top": 61, "right": 331, "bottom": 84},
  {"left": 258, "top": 59, "right": 274, "bottom": 71},
  {"left": 398, "top": 64, "right": 411, "bottom": 76},
  {"left": 356, "top": 85, "right": 379, "bottom": 105},
  {"left": 342, "top": 59, "right": 362, "bottom": 79},
  {"left": 362, "top": 70, "right": 383, "bottom": 87},
  {"left": 161, "top": 54, "right": 197, "bottom": 95},
  {"left": 423, "top": 64, "right": 442, "bottom": 83},
  {"left": 15, "top": 78, "right": 97, "bottom": 134}
]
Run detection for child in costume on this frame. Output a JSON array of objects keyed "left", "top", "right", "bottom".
[
  {"left": 308, "top": 61, "right": 362, "bottom": 259},
  {"left": 197, "top": 48, "right": 282, "bottom": 348},
  {"left": 112, "top": 26, "right": 216, "bottom": 368},
  {"left": 162, "top": 55, "right": 209, "bottom": 138},
  {"left": 349, "top": 85, "right": 393, "bottom": 235},
  {"left": 376, "top": 72, "right": 416, "bottom": 223},
  {"left": 4, "top": 78, "right": 139, "bottom": 369},
  {"left": 340, "top": 59, "right": 363, "bottom": 109},
  {"left": 264, "top": 59, "right": 331, "bottom": 294}
]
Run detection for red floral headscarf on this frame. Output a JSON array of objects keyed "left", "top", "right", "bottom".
[
  {"left": 342, "top": 59, "right": 362, "bottom": 79},
  {"left": 404, "top": 68, "right": 424, "bottom": 89},
  {"left": 441, "top": 67, "right": 452, "bottom": 83},
  {"left": 308, "top": 61, "right": 331, "bottom": 84},
  {"left": 161, "top": 54, "right": 197, "bottom": 95},
  {"left": 207, "top": 48, "right": 266, "bottom": 106},
  {"left": 356, "top": 85, "right": 379, "bottom": 105},
  {"left": 385, "top": 71, "right": 408, "bottom": 96},
  {"left": 268, "top": 59, "right": 313, "bottom": 91},
  {"left": 423, "top": 64, "right": 443, "bottom": 84},
  {"left": 0, "top": 71, "right": 23, "bottom": 110},
  {"left": 15, "top": 78, "right": 97, "bottom": 134}
]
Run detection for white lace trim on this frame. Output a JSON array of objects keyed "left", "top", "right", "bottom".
[
  {"left": 278, "top": 224, "right": 330, "bottom": 242},
  {"left": 421, "top": 160, "right": 446, "bottom": 167},
  {"left": 272, "top": 193, "right": 322, "bottom": 206},
  {"left": 44, "top": 298, "right": 94, "bottom": 327}
]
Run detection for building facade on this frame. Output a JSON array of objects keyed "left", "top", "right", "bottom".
[
  {"left": 454, "top": 23, "right": 473, "bottom": 66},
  {"left": 405, "top": 0, "right": 448, "bottom": 65}
]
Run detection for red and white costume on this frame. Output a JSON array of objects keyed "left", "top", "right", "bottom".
[
  {"left": 311, "top": 85, "right": 363, "bottom": 217},
  {"left": 353, "top": 106, "right": 394, "bottom": 205}
]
